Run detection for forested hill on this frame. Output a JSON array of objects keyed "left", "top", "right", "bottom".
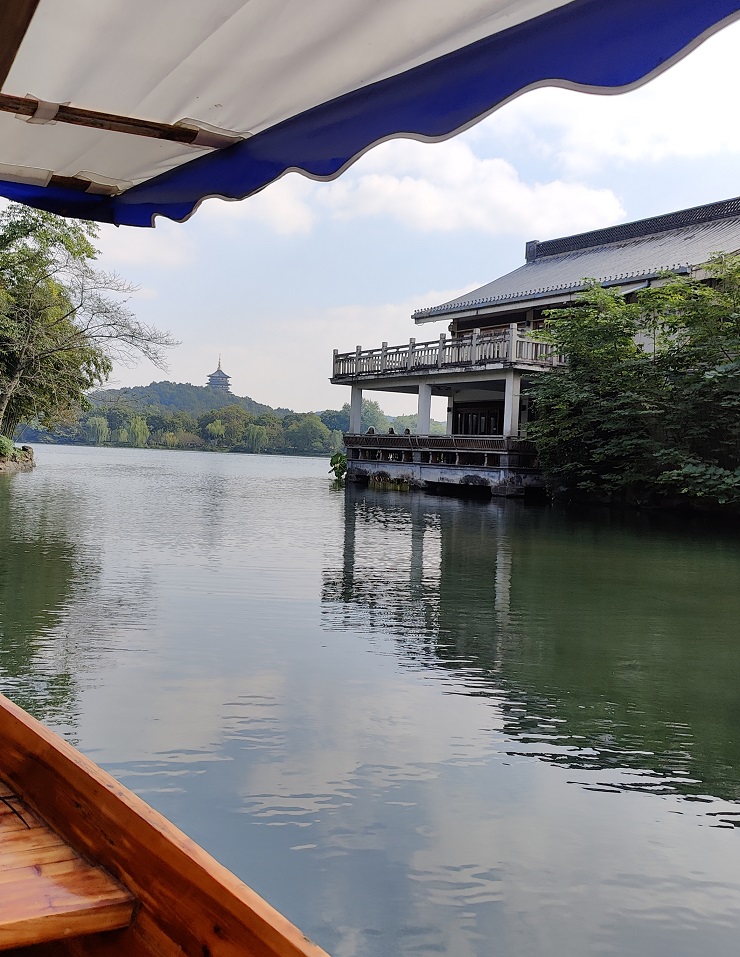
[{"left": 91, "top": 381, "right": 291, "bottom": 418}]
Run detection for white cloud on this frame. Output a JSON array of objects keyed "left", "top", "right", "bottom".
[
  {"left": 189, "top": 135, "right": 625, "bottom": 242},
  {"left": 193, "top": 137, "right": 624, "bottom": 240},
  {"left": 489, "top": 18, "right": 740, "bottom": 174},
  {"left": 96, "top": 218, "right": 195, "bottom": 269},
  {"left": 320, "top": 138, "right": 623, "bottom": 235},
  {"left": 199, "top": 175, "right": 316, "bottom": 235},
  {"left": 200, "top": 16, "right": 740, "bottom": 239},
  {"left": 111, "top": 22, "right": 740, "bottom": 245}
]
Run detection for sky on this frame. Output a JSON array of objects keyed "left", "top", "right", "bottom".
[{"left": 91, "top": 19, "right": 740, "bottom": 419}]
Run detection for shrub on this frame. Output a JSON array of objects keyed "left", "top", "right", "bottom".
[{"left": 0, "top": 435, "right": 19, "bottom": 460}]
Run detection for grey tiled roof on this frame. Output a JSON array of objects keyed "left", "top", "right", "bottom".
[{"left": 413, "top": 197, "right": 740, "bottom": 321}]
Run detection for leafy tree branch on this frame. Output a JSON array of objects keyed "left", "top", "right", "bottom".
[{"left": 0, "top": 204, "right": 177, "bottom": 437}]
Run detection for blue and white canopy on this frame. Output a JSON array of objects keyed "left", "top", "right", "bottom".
[{"left": 1, "top": 0, "right": 739, "bottom": 227}]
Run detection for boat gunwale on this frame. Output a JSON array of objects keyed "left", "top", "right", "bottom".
[{"left": 0, "top": 693, "right": 330, "bottom": 957}]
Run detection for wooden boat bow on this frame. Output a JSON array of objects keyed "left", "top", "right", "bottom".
[{"left": 0, "top": 693, "right": 330, "bottom": 956}]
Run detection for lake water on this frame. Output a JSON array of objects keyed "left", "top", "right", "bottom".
[{"left": 2, "top": 445, "right": 740, "bottom": 957}]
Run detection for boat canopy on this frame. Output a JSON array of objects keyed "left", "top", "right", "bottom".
[{"left": 1, "top": 0, "right": 739, "bottom": 227}]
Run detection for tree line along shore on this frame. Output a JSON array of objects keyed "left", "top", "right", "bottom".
[{"left": 18, "top": 387, "right": 444, "bottom": 457}]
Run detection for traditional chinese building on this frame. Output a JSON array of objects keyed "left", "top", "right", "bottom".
[
  {"left": 207, "top": 357, "right": 231, "bottom": 393},
  {"left": 330, "top": 196, "right": 740, "bottom": 496}
]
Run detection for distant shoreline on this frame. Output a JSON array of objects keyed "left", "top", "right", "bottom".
[{"left": 21, "top": 440, "right": 331, "bottom": 459}]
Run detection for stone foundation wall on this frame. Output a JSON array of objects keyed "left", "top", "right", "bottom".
[{"left": 347, "top": 460, "right": 544, "bottom": 497}]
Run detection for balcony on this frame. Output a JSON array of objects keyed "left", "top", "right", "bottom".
[
  {"left": 332, "top": 327, "right": 561, "bottom": 383},
  {"left": 344, "top": 432, "right": 542, "bottom": 496}
]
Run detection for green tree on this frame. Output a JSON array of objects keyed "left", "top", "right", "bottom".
[
  {"left": 145, "top": 411, "right": 172, "bottom": 434},
  {"left": 636, "top": 257, "right": 740, "bottom": 503},
  {"left": 198, "top": 407, "right": 251, "bottom": 445},
  {"left": 170, "top": 410, "right": 198, "bottom": 434},
  {"left": 318, "top": 408, "right": 349, "bottom": 432},
  {"left": 205, "top": 419, "right": 226, "bottom": 444},
  {"left": 528, "top": 283, "right": 661, "bottom": 501},
  {"left": 284, "top": 413, "right": 333, "bottom": 453},
  {"left": 360, "top": 399, "right": 391, "bottom": 432},
  {"left": 0, "top": 204, "right": 177, "bottom": 437},
  {"left": 243, "top": 423, "right": 269, "bottom": 452},
  {"left": 84, "top": 415, "right": 110, "bottom": 445},
  {"left": 105, "top": 407, "right": 132, "bottom": 433},
  {"left": 319, "top": 399, "right": 390, "bottom": 434},
  {"left": 212, "top": 404, "right": 254, "bottom": 445},
  {"left": 128, "top": 415, "right": 150, "bottom": 448},
  {"left": 393, "top": 413, "right": 446, "bottom": 435},
  {"left": 256, "top": 412, "right": 287, "bottom": 451},
  {"left": 176, "top": 430, "right": 204, "bottom": 449},
  {"left": 529, "top": 260, "right": 740, "bottom": 505}
]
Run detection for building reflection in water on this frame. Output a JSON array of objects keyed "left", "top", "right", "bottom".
[{"left": 323, "top": 485, "right": 740, "bottom": 808}]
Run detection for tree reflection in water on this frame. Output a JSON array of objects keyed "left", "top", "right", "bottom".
[
  {"left": 0, "top": 478, "right": 85, "bottom": 732},
  {"left": 0, "top": 473, "right": 142, "bottom": 739},
  {"left": 323, "top": 487, "right": 740, "bottom": 809}
]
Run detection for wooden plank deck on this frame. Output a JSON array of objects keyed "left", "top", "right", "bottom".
[{"left": 0, "top": 779, "right": 135, "bottom": 952}]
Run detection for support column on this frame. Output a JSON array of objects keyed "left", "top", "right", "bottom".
[
  {"left": 349, "top": 385, "right": 363, "bottom": 434},
  {"left": 407, "top": 338, "right": 416, "bottom": 371},
  {"left": 502, "top": 370, "right": 521, "bottom": 438},
  {"left": 446, "top": 403, "right": 453, "bottom": 435},
  {"left": 417, "top": 382, "right": 432, "bottom": 435},
  {"left": 471, "top": 327, "right": 480, "bottom": 364},
  {"left": 508, "top": 322, "right": 518, "bottom": 362}
]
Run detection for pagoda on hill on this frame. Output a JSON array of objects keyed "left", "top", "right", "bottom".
[{"left": 207, "top": 357, "right": 231, "bottom": 393}]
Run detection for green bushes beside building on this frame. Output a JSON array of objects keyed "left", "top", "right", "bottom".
[{"left": 528, "top": 255, "right": 740, "bottom": 507}]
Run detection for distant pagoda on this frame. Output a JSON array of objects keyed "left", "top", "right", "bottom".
[{"left": 207, "top": 356, "right": 231, "bottom": 393}]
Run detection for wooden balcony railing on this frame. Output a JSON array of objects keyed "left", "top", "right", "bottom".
[{"left": 332, "top": 326, "right": 562, "bottom": 380}]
